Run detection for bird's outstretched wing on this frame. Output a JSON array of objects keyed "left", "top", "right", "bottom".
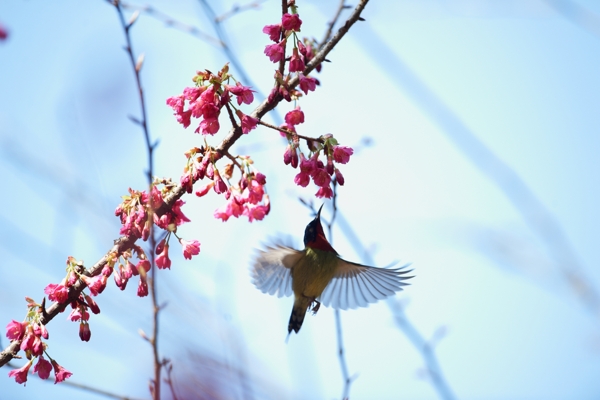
[
  {"left": 319, "top": 260, "right": 413, "bottom": 310},
  {"left": 251, "top": 245, "right": 303, "bottom": 298}
]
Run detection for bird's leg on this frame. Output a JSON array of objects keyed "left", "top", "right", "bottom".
[{"left": 309, "top": 299, "right": 321, "bottom": 315}]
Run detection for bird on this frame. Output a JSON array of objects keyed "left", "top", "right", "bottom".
[{"left": 251, "top": 205, "right": 413, "bottom": 335}]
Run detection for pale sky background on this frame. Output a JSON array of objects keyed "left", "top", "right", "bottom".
[{"left": 1, "top": 1, "right": 600, "bottom": 399}]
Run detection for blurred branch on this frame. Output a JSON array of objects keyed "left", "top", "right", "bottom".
[
  {"left": 389, "top": 301, "right": 456, "bottom": 400},
  {"left": 352, "top": 23, "right": 600, "bottom": 319},
  {"left": 119, "top": 1, "right": 224, "bottom": 47},
  {"left": 215, "top": 0, "right": 266, "bottom": 23},
  {"left": 113, "top": 2, "right": 163, "bottom": 399},
  {"left": 333, "top": 211, "right": 457, "bottom": 400},
  {"left": 1, "top": 348, "right": 145, "bottom": 400},
  {"left": 543, "top": 0, "right": 600, "bottom": 38},
  {"left": 311, "top": 181, "right": 356, "bottom": 400},
  {"left": 197, "top": 0, "right": 266, "bottom": 104}
]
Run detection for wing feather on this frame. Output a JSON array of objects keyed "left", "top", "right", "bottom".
[
  {"left": 319, "top": 259, "right": 413, "bottom": 310},
  {"left": 251, "top": 245, "right": 303, "bottom": 298}
]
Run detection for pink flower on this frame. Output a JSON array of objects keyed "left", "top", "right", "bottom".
[
  {"left": 113, "top": 266, "right": 127, "bottom": 290},
  {"left": 239, "top": 112, "right": 259, "bottom": 134},
  {"left": 80, "top": 275, "right": 106, "bottom": 297},
  {"left": 244, "top": 205, "right": 266, "bottom": 222},
  {"left": 123, "top": 261, "right": 137, "bottom": 278},
  {"left": 172, "top": 199, "right": 191, "bottom": 226},
  {"left": 289, "top": 48, "right": 305, "bottom": 73},
  {"left": 137, "top": 277, "right": 149, "bottom": 297},
  {"left": 84, "top": 294, "right": 101, "bottom": 314},
  {"left": 313, "top": 167, "right": 331, "bottom": 188},
  {"left": 79, "top": 322, "right": 91, "bottom": 342},
  {"left": 181, "top": 239, "right": 201, "bottom": 260},
  {"left": 284, "top": 107, "right": 304, "bottom": 126},
  {"left": 255, "top": 172, "right": 267, "bottom": 185},
  {"left": 166, "top": 95, "right": 192, "bottom": 128},
  {"left": 33, "top": 323, "right": 49, "bottom": 340},
  {"left": 136, "top": 260, "right": 150, "bottom": 274},
  {"left": 262, "top": 23, "right": 281, "bottom": 42},
  {"left": 68, "top": 307, "right": 89, "bottom": 322},
  {"left": 198, "top": 117, "right": 220, "bottom": 135},
  {"left": 227, "top": 82, "right": 255, "bottom": 105},
  {"left": 156, "top": 244, "right": 171, "bottom": 269},
  {"left": 242, "top": 180, "right": 265, "bottom": 204},
  {"left": 333, "top": 145, "right": 353, "bottom": 164},
  {"left": 213, "top": 170, "right": 228, "bottom": 194},
  {"left": 315, "top": 186, "right": 333, "bottom": 198},
  {"left": 299, "top": 74, "right": 317, "bottom": 94},
  {"left": 299, "top": 153, "right": 317, "bottom": 176},
  {"left": 334, "top": 168, "right": 345, "bottom": 185},
  {"left": 20, "top": 329, "right": 34, "bottom": 352},
  {"left": 31, "top": 336, "right": 44, "bottom": 356},
  {"left": 0, "top": 24, "right": 9, "bottom": 41},
  {"left": 283, "top": 145, "right": 299, "bottom": 168},
  {"left": 264, "top": 40, "right": 286, "bottom": 63},
  {"left": 195, "top": 182, "right": 214, "bottom": 197},
  {"left": 34, "top": 355, "right": 52, "bottom": 380},
  {"left": 6, "top": 320, "right": 25, "bottom": 341},
  {"left": 294, "top": 171, "right": 310, "bottom": 187},
  {"left": 244, "top": 199, "right": 270, "bottom": 222},
  {"left": 282, "top": 13, "right": 302, "bottom": 31},
  {"left": 51, "top": 360, "right": 73, "bottom": 384},
  {"left": 44, "top": 283, "right": 69, "bottom": 304},
  {"left": 214, "top": 197, "right": 244, "bottom": 222},
  {"left": 183, "top": 86, "right": 203, "bottom": 101},
  {"left": 8, "top": 361, "right": 32, "bottom": 385}
]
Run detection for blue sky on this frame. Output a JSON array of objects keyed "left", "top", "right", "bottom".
[{"left": 1, "top": 1, "right": 600, "bottom": 399}]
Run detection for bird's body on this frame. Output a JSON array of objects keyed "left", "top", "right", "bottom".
[{"left": 251, "top": 205, "right": 413, "bottom": 334}]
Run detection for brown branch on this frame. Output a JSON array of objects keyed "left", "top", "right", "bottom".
[
  {"left": 0, "top": 0, "right": 371, "bottom": 371},
  {"left": 319, "top": 0, "right": 351, "bottom": 49}
]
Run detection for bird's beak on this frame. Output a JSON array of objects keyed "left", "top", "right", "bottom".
[{"left": 316, "top": 204, "right": 324, "bottom": 220}]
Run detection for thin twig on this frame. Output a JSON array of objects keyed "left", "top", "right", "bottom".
[
  {"left": 120, "top": 1, "right": 223, "bottom": 47},
  {"left": 257, "top": 120, "right": 324, "bottom": 144},
  {"left": 319, "top": 0, "right": 350, "bottom": 49},
  {"left": 215, "top": 0, "right": 266, "bottom": 23},
  {"left": 113, "top": 2, "right": 162, "bottom": 399},
  {"left": 305, "top": 181, "right": 355, "bottom": 400},
  {"left": 333, "top": 211, "right": 457, "bottom": 400}
]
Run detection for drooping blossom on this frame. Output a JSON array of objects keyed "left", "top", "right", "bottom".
[
  {"left": 281, "top": 13, "right": 302, "bottom": 31},
  {"left": 8, "top": 361, "right": 32, "bottom": 385},
  {"left": 227, "top": 82, "right": 255, "bottom": 105},
  {"left": 284, "top": 107, "right": 304, "bottom": 126},
  {"left": 181, "top": 239, "right": 201, "bottom": 260},
  {"left": 262, "top": 23, "right": 281, "bottom": 42},
  {"left": 156, "top": 244, "right": 171, "bottom": 270},
  {"left": 264, "top": 40, "right": 286, "bottom": 63},
  {"left": 5, "top": 320, "right": 25, "bottom": 341},
  {"left": 33, "top": 356, "right": 52, "bottom": 380},
  {"left": 51, "top": 360, "right": 73, "bottom": 384},
  {"left": 332, "top": 145, "right": 353, "bottom": 164}
]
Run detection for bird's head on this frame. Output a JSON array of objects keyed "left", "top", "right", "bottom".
[{"left": 303, "top": 205, "right": 336, "bottom": 253}]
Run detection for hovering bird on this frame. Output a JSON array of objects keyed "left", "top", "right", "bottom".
[{"left": 251, "top": 205, "right": 413, "bottom": 334}]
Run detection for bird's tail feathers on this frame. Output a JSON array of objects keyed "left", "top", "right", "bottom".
[{"left": 288, "top": 298, "right": 310, "bottom": 334}]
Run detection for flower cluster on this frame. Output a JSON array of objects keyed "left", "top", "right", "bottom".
[
  {"left": 194, "top": 153, "right": 270, "bottom": 222},
  {"left": 5, "top": 299, "right": 72, "bottom": 385},
  {"left": 166, "top": 65, "right": 258, "bottom": 136},
  {"left": 263, "top": 5, "right": 320, "bottom": 104},
  {"left": 281, "top": 108, "right": 353, "bottom": 198},
  {"left": 115, "top": 181, "right": 201, "bottom": 270}
]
